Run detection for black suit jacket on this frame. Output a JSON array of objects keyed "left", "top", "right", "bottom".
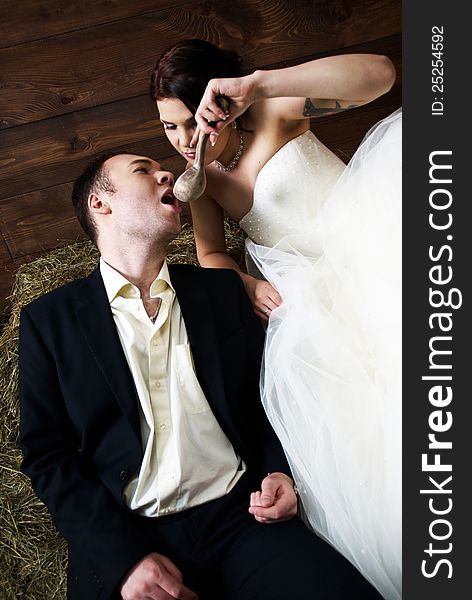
[{"left": 19, "top": 264, "right": 291, "bottom": 599}]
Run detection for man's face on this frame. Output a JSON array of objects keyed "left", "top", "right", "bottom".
[{"left": 102, "top": 154, "right": 182, "bottom": 243}]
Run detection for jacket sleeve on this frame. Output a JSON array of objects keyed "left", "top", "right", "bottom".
[
  {"left": 19, "top": 306, "right": 155, "bottom": 598},
  {"left": 233, "top": 273, "right": 293, "bottom": 480}
]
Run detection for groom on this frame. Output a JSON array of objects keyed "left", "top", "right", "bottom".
[{"left": 19, "top": 152, "right": 381, "bottom": 600}]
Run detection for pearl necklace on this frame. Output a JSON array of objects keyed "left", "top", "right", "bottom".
[{"left": 214, "top": 123, "right": 244, "bottom": 172}]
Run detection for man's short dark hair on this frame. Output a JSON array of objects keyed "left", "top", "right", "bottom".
[{"left": 71, "top": 152, "right": 125, "bottom": 246}]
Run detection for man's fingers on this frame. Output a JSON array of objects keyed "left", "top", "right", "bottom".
[
  {"left": 259, "top": 493, "right": 273, "bottom": 507},
  {"left": 157, "top": 578, "right": 198, "bottom": 600},
  {"left": 153, "top": 558, "right": 197, "bottom": 600},
  {"left": 250, "top": 490, "right": 271, "bottom": 508},
  {"left": 248, "top": 474, "right": 298, "bottom": 523},
  {"left": 120, "top": 553, "right": 198, "bottom": 600},
  {"left": 249, "top": 501, "right": 295, "bottom": 521},
  {"left": 176, "top": 583, "right": 199, "bottom": 600},
  {"left": 157, "top": 555, "right": 184, "bottom": 583},
  {"left": 260, "top": 478, "right": 278, "bottom": 506},
  {"left": 249, "top": 478, "right": 284, "bottom": 512},
  {"left": 248, "top": 504, "right": 278, "bottom": 524},
  {"left": 249, "top": 504, "right": 279, "bottom": 520},
  {"left": 254, "top": 515, "right": 273, "bottom": 524}
]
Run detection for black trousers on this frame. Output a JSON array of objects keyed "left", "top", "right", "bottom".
[{"left": 132, "top": 472, "right": 382, "bottom": 600}]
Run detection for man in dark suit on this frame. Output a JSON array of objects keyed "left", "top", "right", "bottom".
[{"left": 19, "top": 152, "right": 381, "bottom": 600}]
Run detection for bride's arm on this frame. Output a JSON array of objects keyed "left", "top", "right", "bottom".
[
  {"left": 254, "top": 53, "right": 396, "bottom": 118},
  {"left": 192, "top": 54, "right": 395, "bottom": 142},
  {"left": 191, "top": 194, "right": 282, "bottom": 321}
]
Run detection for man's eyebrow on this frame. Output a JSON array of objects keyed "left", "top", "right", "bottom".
[{"left": 128, "top": 158, "right": 153, "bottom": 168}]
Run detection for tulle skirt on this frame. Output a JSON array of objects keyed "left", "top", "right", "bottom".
[{"left": 247, "top": 110, "right": 402, "bottom": 600}]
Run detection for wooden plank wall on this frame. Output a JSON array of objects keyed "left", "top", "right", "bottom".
[{"left": 0, "top": 0, "right": 402, "bottom": 310}]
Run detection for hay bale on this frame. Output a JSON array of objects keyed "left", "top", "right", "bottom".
[{"left": 0, "top": 221, "right": 245, "bottom": 599}]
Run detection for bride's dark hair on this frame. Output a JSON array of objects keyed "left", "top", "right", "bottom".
[{"left": 150, "top": 39, "right": 243, "bottom": 114}]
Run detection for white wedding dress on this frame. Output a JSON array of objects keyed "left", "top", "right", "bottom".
[{"left": 240, "top": 110, "right": 402, "bottom": 600}]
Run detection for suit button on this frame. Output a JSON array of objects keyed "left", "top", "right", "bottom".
[{"left": 119, "top": 469, "right": 129, "bottom": 481}]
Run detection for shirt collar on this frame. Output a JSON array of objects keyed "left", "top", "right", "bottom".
[{"left": 99, "top": 258, "right": 175, "bottom": 304}]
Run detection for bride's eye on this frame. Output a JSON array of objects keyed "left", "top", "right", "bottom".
[{"left": 162, "top": 123, "right": 176, "bottom": 131}]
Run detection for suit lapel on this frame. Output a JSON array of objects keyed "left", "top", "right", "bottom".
[
  {"left": 170, "top": 265, "right": 238, "bottom": 438},
  {"left": 74, "top": 267, "right": 141, "bottom": 442}
]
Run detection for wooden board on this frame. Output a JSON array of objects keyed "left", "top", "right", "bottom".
[
  {"left": 0, "top": 0, "right": 401, "bottom": 128},
  {"left": 0, "top": 97, "right": 165, "bottom": 200},
  {"left": 0, "top": 1, "right": 202, "bottom": 48}
]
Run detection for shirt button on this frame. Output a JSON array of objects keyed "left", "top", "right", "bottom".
[
  {"left": 152, "top": 339, "right": 159, "bottom": 346},
  {"left": 154, "top": 381, "right": 161, "bottom": 389},
  {"left": 159, "top": 423, "right": 167, "bottom": 430}
]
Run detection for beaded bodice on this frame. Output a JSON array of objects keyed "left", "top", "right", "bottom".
[{"left": 239, "top": 130, "right": 345, "bottom": 256}]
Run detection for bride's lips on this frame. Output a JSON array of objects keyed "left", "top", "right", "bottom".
[
  {"left": 160, "top": 187, "right": 182, "bottom": 214},
  {"left": 183, "top": 150, "right": 196, "bottom": 160}
]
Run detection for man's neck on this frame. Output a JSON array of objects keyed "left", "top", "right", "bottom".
[{"left": 100, "top": 244, "right": 167, "bottom": 298}]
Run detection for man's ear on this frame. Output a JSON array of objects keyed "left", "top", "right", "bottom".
[{"left": 88, "top": 192, "right": 111, "bottom": 215}]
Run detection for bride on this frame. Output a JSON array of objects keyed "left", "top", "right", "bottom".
[{"left": 151, "top": 39, "right": 401, "bottom": 600}]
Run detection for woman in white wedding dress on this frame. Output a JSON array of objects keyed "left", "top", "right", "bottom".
[{"left": 151, "top": 39, "right": 401, "bottom": 600}]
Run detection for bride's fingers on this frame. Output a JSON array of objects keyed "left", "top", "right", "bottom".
[
  {"left": 268, "top": 290, "right": 283, "bottom": 306},
  {"left": 253, "top": 287, "right": 279, "bottom": 321},
  {"left": 262, "top": 298, "right": 279, "bottom": 314},
  {"left": 194, "top": 115, "right": 229, "bottom": 141},
  {"left": 190, "top": 120, "right": 224, "bottom": 147},
  {"left": 197, "top": 103, "right": 227, "bottom": 126},
  {"left": 254, "top": 307, "right": 269, "bottom": 322},
  {"left": 194, "top": 117, "right": 217, "bottom": 136},
  {"left": 205, "top": 96, "right": 228, "bottom": 121},
  {"left": 209, "top": 132, "right": 219, "bottom": 147},
  {"left": 190, "top": 125, "right": 202, "bottom": 148},
  {"left": 203, "top": 108, "right": 221, "bottom": 123}
]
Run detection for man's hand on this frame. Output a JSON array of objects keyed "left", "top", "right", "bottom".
[
  {"left": 120, "top": 552, "right": 198, "bottom": 600},
  {"left": 248, "top": 472, "right": 298, "bottom": 523}
]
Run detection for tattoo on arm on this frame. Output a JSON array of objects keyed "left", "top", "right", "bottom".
[{"left": 303, "top": 99, "right": 359, "bottom": 117}]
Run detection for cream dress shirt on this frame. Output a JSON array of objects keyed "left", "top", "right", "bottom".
[{"left": 100, "top": 259, "right": 245, "bottom": 517}]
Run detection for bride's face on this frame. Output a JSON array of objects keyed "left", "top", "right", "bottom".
[{"left": 156, "top": 98, "right": 230, "bottom": 165}]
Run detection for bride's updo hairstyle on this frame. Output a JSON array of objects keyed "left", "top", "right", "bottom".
[{"left": 150, "top": 39, "right": 243, "bottom": 114}]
